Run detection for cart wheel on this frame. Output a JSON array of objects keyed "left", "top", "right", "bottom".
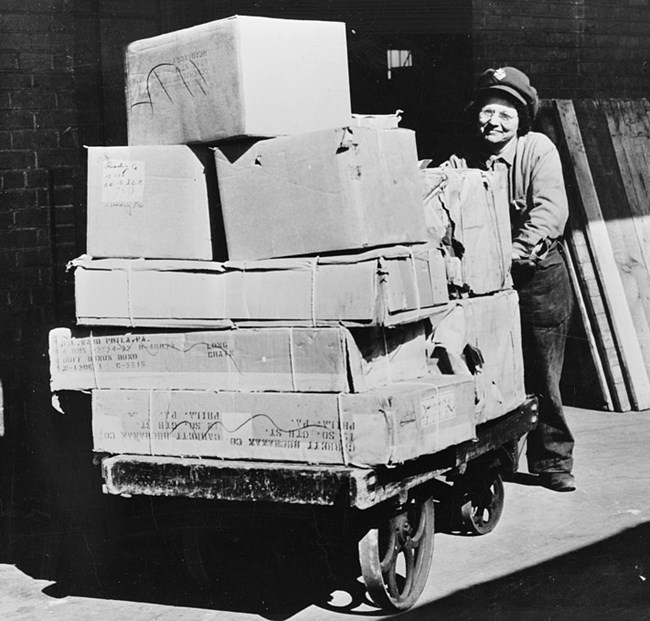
[
  {"left": 358, "top": 495, "right": 435, "bottom": 612},
  {"left": 456, "top": 471, "right": 505, "bottom": 536}
]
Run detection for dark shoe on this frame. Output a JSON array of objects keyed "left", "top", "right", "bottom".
[{"left": 538, "top": 472, "right": 575, "bottom": 492}]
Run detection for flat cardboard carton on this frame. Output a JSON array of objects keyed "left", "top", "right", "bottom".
[
  {"left": 71, "top": 245, "right": 448, "bottom": 328},
  {"left": 91, "top": 373, "right": 476, "bottom": 466},
  {"left": 428, "top": 290, "right": 526, "bottom": 423},
  {"left": 421, "top": 168, "right": 512, "bottom": 294},
  {"left": 214, "top": 126, "right": 426, "bottom": 260},
  {"left": 126, "top": 15, "right": 351, "bottom": 144},
  {"left": 49, "top": 322, "right": 427, "bottom": 393},
  {"left": 350, "top": 111, "right": 402, "bottom": 129},
  {"left": 86, "top": 145, "right": 225, "bottom": 260}
]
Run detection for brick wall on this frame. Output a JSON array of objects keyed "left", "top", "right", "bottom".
[
  {"left": 472, "top": 0, "right": 650, "bottom": 99},
  {"left": 0, "top": 1, "right": 161, "bottom": 560}
]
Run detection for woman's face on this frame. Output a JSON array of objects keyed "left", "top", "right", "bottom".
[{"left": 477, "top": 94, "right": 519, "bottom": 152}]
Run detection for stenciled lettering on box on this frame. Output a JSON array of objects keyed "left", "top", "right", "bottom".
[{"left": 421, "top": 389, "right": 457, "bottom": 428}]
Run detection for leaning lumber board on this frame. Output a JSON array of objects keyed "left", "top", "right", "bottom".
[
  {"left": 567, "top": 226, "right": 630, "bottom": 411},
  {"left": 553, "top": 99, "right": 650, "bottom": 410},
  {"left": 575, "top": 100, "right": 650, "bottom": 397},
  {"left": 562, "top": 238, "right": 614, "bottom": 410}
]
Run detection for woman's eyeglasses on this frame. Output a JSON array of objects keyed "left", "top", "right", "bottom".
[{"left": 479, "top": 107, "right": 518, "bottom": 124}]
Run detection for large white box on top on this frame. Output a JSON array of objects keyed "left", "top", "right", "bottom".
[
  {"left": 214, "top": 126, "right": 426, "bottom": 260},
  {"left": 125, "top": 15, "right": 352, "bottom": 145},
  {"left": 86, "top": 145, "right": 224, "bottom": 260}
]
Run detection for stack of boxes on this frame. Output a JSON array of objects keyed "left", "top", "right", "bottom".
[{"left": 49, "top": 16, "right": 525, "bottom": 467}]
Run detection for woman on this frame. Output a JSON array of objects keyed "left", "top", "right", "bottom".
[{"left": 443, "top": 66, "right": 575, "bottom": 492}]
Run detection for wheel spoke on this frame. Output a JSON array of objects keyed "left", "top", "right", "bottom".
[
  {"left": 402, "top": 543, "right": 416, "bottom": 594},
  {"left": 379, "top": 525, "right": 398, "bottom": 571},
  {"left": 410, "top": 507, "right": 427, "bottom": 546},
  {"left": 385, "top": 559, "right": 400, "bottom": 599}
]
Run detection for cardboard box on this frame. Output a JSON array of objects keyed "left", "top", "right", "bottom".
[
  {"left": 428, "top": 290, "right": 526, "bottom": 424},
  {"left": 86, "top": 145, "right": 226, "bottom": 260},
  {"left": 90, "top": 373, "right": 476, "bottom": 466},
  {"left": 49, "top": 322, "right": 427, "bottom": 393},
  {"left": 421, "top": 168, "right": 511, "bottom": 294},
  {"left": 71, "top": 245, "right": 449, "bottom": 328},
  {"left": 125, "top": 15, "right": 351, "bottom": 145},
  {"left": 214, "top": 126, "right": 426, "bottom": 260}
]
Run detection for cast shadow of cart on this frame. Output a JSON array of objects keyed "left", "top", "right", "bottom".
[
  {"left": 4, "top": 391, "right": 362, "bottom": 619},
  {"left": 35, "top": 493, "right": 368, "bottom": 619},
  {"left": 398, "top": 521, "right": 650, "bottom": 620}
]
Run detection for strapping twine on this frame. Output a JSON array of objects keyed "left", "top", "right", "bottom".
[
  {"left": 88, "top": 329, "right": 101, "bottom": 390},
  {"left": 288, "top": 327, "right": 297, "bottom": 392},
  {"left": 148, "top": 388, "right": 154, "bottom": 456},
  {"left": 407, "top": 248, "right": 422, "bottom": 319},
  {"left": 336, "top": 393, "right": 351, "bottom": 465},
  {"left": 381, "top": 327, "right": 392, "bottom": 384},
  {"left": 309, "top": 257, "right": 320, "bottom": 326},
  {"left": 125, "top": 264, "right": 135, "bottom": 327}
]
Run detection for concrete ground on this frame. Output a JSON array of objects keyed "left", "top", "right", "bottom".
[{"left": 1, "top": 406, "right": 649, "bottom": 620}]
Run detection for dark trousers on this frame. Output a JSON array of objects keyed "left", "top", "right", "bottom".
[{"left": 513, "top": 245, "right": 575, "bottom": 474}]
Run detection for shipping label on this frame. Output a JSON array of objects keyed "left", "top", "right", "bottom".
[{"left": 102, "top": 159, "right": 145, "bottom": 211}]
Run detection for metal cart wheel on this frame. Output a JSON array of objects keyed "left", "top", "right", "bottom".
[
  {"left": 358, "top": 494, "right": 435, "bottom": 612},
  {"left": 455, "top": 471, "right": 505, "bottom": 536}
]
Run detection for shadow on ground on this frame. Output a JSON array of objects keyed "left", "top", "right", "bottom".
[{"left": 401, "top": 522, "right": 650, "bottom": 621}]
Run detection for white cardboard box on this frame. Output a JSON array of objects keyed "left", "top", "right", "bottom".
[
  {"left": 421, "top": 168, "right": 511, "bottom": 294},
  {"left": 86, "top": 145, "right": 224, "bottom": 260},
  {"left": 214, "top": 126, "right": 426, "bottom": 260},
  {"left": 71, "top": 245, "right": 448, "bottom": 328},
  {"left": 90, "top": 373, "right": 476, "bottom": 466},
  {"left": 428, "top": 290, "right": 526, "bottom": 424},
  {"left": 125, "top": 15, "right": 352, "bottom": 145},
  {"left": 49, "top": 323, "right": 427, "bottom": 393}
]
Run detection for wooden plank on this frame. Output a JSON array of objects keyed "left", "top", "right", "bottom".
[
  {"left": 553, "top": 99, "right": 650, "bottom": 410},
  {"left": 562, "top": 238, "right": 613, "bottom": 410},
  {"left": 566, "top": 226, "right": 630, "bottom": 411},
  {"left": 575, "top": 99, "right": 650, "bottom": 407}
]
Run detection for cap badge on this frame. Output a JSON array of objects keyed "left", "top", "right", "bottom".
[{"left": 494, "top": 68, "right": 506, "bottom": 80}]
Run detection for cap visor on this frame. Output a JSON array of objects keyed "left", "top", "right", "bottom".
[{"left": 478, "top": 84, "right": 528, "bottom": 107}]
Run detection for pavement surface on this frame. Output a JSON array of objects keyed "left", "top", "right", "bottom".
[{"left": 1, "top": 406, "right": 649, "bottom": 620}]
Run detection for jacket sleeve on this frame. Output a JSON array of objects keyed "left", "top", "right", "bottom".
[{"left": 511, "top": 135, "right": 569, "bottom": 258}]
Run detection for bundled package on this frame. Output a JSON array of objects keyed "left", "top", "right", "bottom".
[
  {"left": 86, "top": 145, "right": 225, "bottom": 261},
  {"left": 49, "top": 322, "right": 428, "bottom": 393},
  {"left": 214, "top": 126, "right": 426, "bottom": 260},
  {"left": 70, "top": 245, "right": 448, "bottom": 329},
  {"left": 125, "top": 15, "right": 351, "bottom": 144},
  {"left": 427, "top": 289, "right": 526, "bottom": 424},
  {"left": 421, "top": 168, "right": 511, "bottom": 294},
  {"left": 90, "top": 373, "right": 476, "bottom": 466}
]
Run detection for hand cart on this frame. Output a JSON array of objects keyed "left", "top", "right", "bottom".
[{"left": 98, "top": 396, "right": 537, "bottom": 613}]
